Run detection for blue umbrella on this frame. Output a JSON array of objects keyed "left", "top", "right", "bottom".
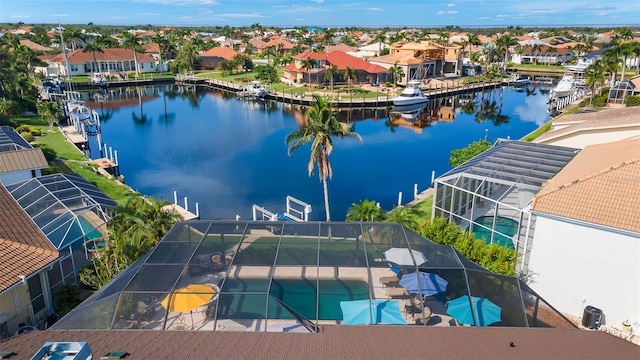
[
  {"left": 446, "top": 295, "right": 502, "bottom": 326},
  {"left": 340, "top": 300, "right": 406, "bottom": 325},
  {"left": 399, "top": 272, "right": 448, "bottom": 296}
]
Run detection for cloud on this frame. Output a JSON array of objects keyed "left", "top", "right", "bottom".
[
  {"left": 309, "top": 0, "right": 325, "bottom": 3},
  {"left": 214, "top": 13, "right": 265, "bottom": 18},
  {"left": 180, "top": 16, "right": 193, "bottom": 19},
  {"left": 496, "top": 14, "right": 510, "bottom": 18},
  {"left": 366, "top": 8, "right": 383, "bottom": 11},
  {"left": 478, "top": 16, "right": 491, "bottom": 20},
  {"left": 447, "top": 3, "right": 456, "bottom": 7},
  {"left": 134, "top": 0, "right": 218, "bottom": 5},
  {"left": 530, "top": 9, "right": 556, "bottom": 14},
  {"left": 10, "top": 14, "right": 31, "bottom": 18},
  {"left": 437, "top": 10, "right": 445, "bottom": 15},
  {"left": 598, "top": 12, "right": 608, "bottom": 16},
  {"left": 438, "top": 10, "right": 458, "bottom": 15}
]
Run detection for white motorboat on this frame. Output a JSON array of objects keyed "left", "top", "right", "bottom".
[
  {"left": 510, "top": 75, "right": 531, "bottom": 88},
  {"left": 391, "top": 80, "right": 428, "bottom": 106},
  {"left": 67, "top": 100, "right": 92, "bottom": 121},
  {"left": 91, "top": 73, "right": 108, "bottom": 87},
  {"left": 550, "top": 74, "right": 576, "bottom": 98}
]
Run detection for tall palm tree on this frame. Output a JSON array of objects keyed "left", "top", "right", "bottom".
[
  {"left": 300, "top": 58, "right": 317, "bottom": 90},
  {"left": 384, "top": 207, "right": 417, "bottom": 230},
  {"left": 82, "top": 42, "right": 104, "bottom": 77},
  {"left": 342, "top": 66, "right": 357, "bottom": 93},
  {"left": 618, "top": 43, "right": 634, "bottom": 82},
  {"left": 602, "top": 47, "right": 622, "bottom": 85},
  {"left": 121, "top": 32, "right": 143, "bottom": 77},
  {"left": 467, "top": 33, "right": 481, "bottom": 54},
  {"left": 374, "top": 32, "right": 386, "bottom": 56},
  {"left": 263, "top": 46, "right": 276, "bottom": 64},
  {"left": 387, "top": 62, "right": 404, "bottom": 86},
  {"left": 285, "top": 96, "right": 362, "bottom": 221},
  {"left": 496, "top": 33, "right": 517, "bottom": 74},
  {"left": 64, "top": 27, "right": 85, "bottom": 51},
  {"left": 346, "top": 199, "right": 383, "bottom": 222},
  {"left": 324, "top": 64, "right": 338, "bottom": 92},
  {"left": 151, "top": 33, "right": 169, "bottom": 74},
  {"left": 584, "top": 60, "right": 605, "bottom": 107}
]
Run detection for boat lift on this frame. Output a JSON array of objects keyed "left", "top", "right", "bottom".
[{"left": 252, "top": 196, "right": 312, "bottom": 222}]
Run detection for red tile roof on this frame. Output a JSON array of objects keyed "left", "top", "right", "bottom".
[
  {"left": 0, "top": 186, "right": 58, "bottom": 293},
  {"left": 2, "top": 326, "right": 638, "bottom": 359},
  {"left": 200, "top": 46, "right": 243, "bottom": 60},
  {"left": 40, "top": 48, "right": 156, "bottom": 65},
  {"left": 327, "top": 50, "right": 387, "bottom": 74},
  {"left": 293, "top": 50, "right": 327, "bottom": 60}
]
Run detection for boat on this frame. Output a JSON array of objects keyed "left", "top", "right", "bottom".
[
  {"left": 67, "top": 100, "right": 92, "bottom": 121},
  {"left": 510, "top": 75, "right": 531, "bottom": 88},
  {"left": 239, "top": 80, "right": 267, "bottom": 99},
  {"left": 390, "top": 103, "right": 427, "bottom": 120},
  {"left": 91, "top": 73, "right": 108, "bottom": 87},
  {"left": 391, "top": 80, "right": 428, "bottom": 106},
  {"left": 550, "top": 74, "right": 576, "bottom": 98}
]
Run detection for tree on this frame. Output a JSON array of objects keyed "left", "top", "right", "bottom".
[
  {"left": 323, "top": 64, "right": 338, "bottom": 92},
  {"left": 530, "top": 43, "right": 542, "bottom": 65},
  {"left": 496, "top": 33, "right": 517, "bottom": 74},
  {"left": 121, "top": 32, "right": 143, "bottom": 77},
  {"left": 263, "top": 46, "right": 276, "bottom": 64},
  {"left": 174, "top": 43, "right": 200, "bottom": 73},
  {"left": 82, "top": 41, "right": 104, "bottom": 77},
  {"left": 346, "top": 199, "right": 383, "bottom": 221},
  {"left": 36, "top": 101, "right": 62, "bottom": 131},
  {"left": 151, "top": 33, "right": 170, "bottom": 74},
  {"left": 79, "top": 194, "right": 181, "bottom": 289},
  {"left": 342, "top": 66, "right": 357, "bottom": 93},
  {"left": 584, "top": 60, "right": 605, "bottom": 107},
  {"left": 449, "top": 139, "right": 492, "bottom": 167},
  {"left": 300, "top": 57, "right": 317, "bottom": 90},
  {"left": 384, "top": 207, "right": 417, "bottom": 230},
  {"left": 254, "top": 64, "right": 278, "bottom": 84},
  {"left": 387, "top": 62, "right": 404, "bottom": 86},
  {"left": 286, "top": 96, "right": 362, "bottom": 221},
  {"left": 64, "top": 27, "right": 85, "bottom": 51}
]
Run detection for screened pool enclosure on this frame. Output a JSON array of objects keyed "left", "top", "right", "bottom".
[
  {"left": 52, "top": 221, "right": 576, "bottom": 332},
  {"left": 432, "top": 140, "right": 579, "bottom": 273}
]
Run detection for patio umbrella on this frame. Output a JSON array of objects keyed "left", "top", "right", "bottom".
[
  {"left": 399, "top": 272, "right": 448, "bottom": 296},
  {"left": 383, "top": 248, "right": 427, "bottom": 266},
  {"left": 340, "top": 299, "right": 406, "bottom": 325},
  {"left": 446, "top": 295, "right": 502, "bottom": 327},
  {"left": 161, "top": 284, "right": 218, "bottom": 329}
]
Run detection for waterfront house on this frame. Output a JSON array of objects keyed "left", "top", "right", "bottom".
[
  {"left": 510, "top": 46, "right": 573, "bottom": 65},
  {"left": 0, "top": 185, "right": 59, "bottom": 338},
  {"left": 282, "top": 50, "right": 388, "bottom": 86},
  {"left": 37, "top": 48, "right": 157, "bottom": 77},
  {"left": 369, "top": 41, "right": 463, "bottom": 85},
  {"left": 534, "top": 107, "right": 640, "bottom": 148},
  {"left": 529, "top": 139, "right": 640, "bottom": 331},
  {"left": 247, "top": 36, "right": 295, "bottom": 56},
  {"left": 198, "top": 46, "right": 244, "bottom": 70},
  {"left": 431, "top": 139, "right": 580, "bottom": 274},
  {"left": 0, "top": 126, "right": 48, "bottom": 185}
]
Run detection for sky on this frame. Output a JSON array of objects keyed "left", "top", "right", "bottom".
[{"left": 1, "top": 0, "right": 638, "bottom": 27}]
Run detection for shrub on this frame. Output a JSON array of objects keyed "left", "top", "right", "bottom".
[
  {"left": 53, "top": 284, "right": 81, "bottom": 317},
  {"left": 625, "top": 95, "right": 640, "bottom": 107},
  {"left": 592, "top": 95, "right": 607, "bottom": 107},
  {"left": 35, "top": 144, "right": 57, "bottom": 161},
  {"left": 15, "top": 125, "right": 32, "bottom": 133},
  {"left": 20, "top": 131, "right": 34, "bottom": 142}
]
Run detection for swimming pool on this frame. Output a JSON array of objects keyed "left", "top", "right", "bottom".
[
  {"left": 220, "top": 278, "right": 369, "bottom": 321},
  {"left": 472, "top": 216, "right": 518, "bottom": 249}
]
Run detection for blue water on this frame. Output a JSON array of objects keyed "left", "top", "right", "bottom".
[
  {"left": 86, "top": 84, "right": 551, "bottom": 220},
  {"left": 220, "top": 278, "right": 369, "bottom": 320},
  {"left": 472, "top": 216, "right": 519, "bottom": 249}
]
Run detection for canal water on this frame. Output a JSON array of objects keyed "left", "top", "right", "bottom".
[{"left": 84, "top": 84, "right": 552, "bottom": 221}]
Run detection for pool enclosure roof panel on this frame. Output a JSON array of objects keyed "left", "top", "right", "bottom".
[
  {"left": 5, "top": 173, "right": 116, "bottom": 249},
  {"left": 0, "top": 125, "right": 32, "bottom": 152},
  {"left": 438, "top": 139, "right": 579, "bottom": 189},
  {"left": 52, "top": 221, "right": 576, "bottom": 331}
]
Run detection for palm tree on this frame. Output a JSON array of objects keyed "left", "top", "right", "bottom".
[
  {"left": 387, "top": 62, "right": 404, "bottom": 86},
  {"left": 618, "top": 43, "right": 634, "bottom": 82},
  {"left": 64, "top": 27, "right": 85, "bottom": 51},
  {"left": 467, "top": 33, "right": 481, "bottom": 54},
  {"left": 263, "top": 46, "right": 276, "bottom": 64},
  {"left": 324, "top": 64, "right": 338, "bottom": 92},
  {"left": 530, "top": 44, "right": 542, "bottom": 65},
  {"left": 346, "top": 199, "right": 383, "bottom": 221},
  {"left": 602, "top": 47, "right": 622, "bottom": 85},
  {"left": 285, "top": 96, "right": 362, "bottom": 221},
  {"left": 496, "top": 33, "right": 517, "bottom": 74},
  {"left": 342, "top": 66, "right": 357, "bottom": 93},
  {"left": 384, "top": 207, "right": 417, "bottom": 230},
  {"left": 82, "top": 42, "right": 104, "bottom": 77},
  {"left": 584, "top": 60, "right": 605, "bottom": 107},
  {"left": 374, "top": 32, "right": 386, "bottom": 56},
  {"left": 121, "top": 32, "right": 143, "bottom": 77},
  {"left": 300, "top": 58, "right": 317, "bottom": 90},
  {"left": 36, "top": 101, "right": 62, "bottom": 131},
  {"left": 151, "top": 33, "right": 170, "bottom": 74}
]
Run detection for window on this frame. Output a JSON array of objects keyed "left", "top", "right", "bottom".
[{"left": 27, "top": 275, "right": 46, "bottom": 315}]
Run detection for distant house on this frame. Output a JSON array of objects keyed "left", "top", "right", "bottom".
[
  {"left": 37, "top": 48, "right": 157, "bottom": 77},
  {"left": 351, "top": 42, "right": 389, "bottom": 58},
  {"left": 0, "top": 126, "right": 48, "bottom": 185},
  {"left": 511, "top": 46, "right": 573, "bottom": 65},
  {"left": 529, "top": 139, "right": 640, "bottom": 330},
  {"left": 369, "top": 40, "right": 463, "bottom": 85},
  {"left": 282, "top": 50, "right": 388, "bottom": 86},
  {"left": 534, "top": 107, "right": 640, "bottom": 149},
  {"left": 0, "top": 185, "right": 59, "bottom": 338},
  {"left": 198, "top": 47, "right": 244, "bottom": 70},
  {"left": 247, "top": 36, "right": 294, "bottom": 55},
  {"left": 19, "top": 39, "right": 52, "bottom": 53}
]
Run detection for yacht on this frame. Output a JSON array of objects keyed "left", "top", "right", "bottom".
[
  {"left": 67, "top": 100, "right": 92, "bottom": 121},
  {"left": 550, "top": 74, "right": 576, "bottom": 98},
  {"left": 510, "top": 75, "right": 531, "bottom": 88},
  {"left": 391, "top": 80, "right": 428, "bottom": 106},
  {"left": 91, "top": 73, "right": 108, "bottom": 87}
]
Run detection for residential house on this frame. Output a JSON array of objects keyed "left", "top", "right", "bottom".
[
  {"left": 247, "top": 36, "right": 294, "bottom": 56},
  {"left": 511, "top": 46, "right": 573, "bottom": 65},
  {"left": 529, "top": 139, "right": 640, "bottom": 330},
  {"left": 18, "top": 39, "right": 52, "bottom": 53},
  {"left": 534, "top": 107, "right": 640, "bottom": 148},
  {"left": 198, "top": 46, "right": 244, "bottom": 70},
  {"left": 369, "top": 40, "right": 463, "bottom": 85},
  {"left": 0, "top": 185, "right": 59, "bottom": 338},
  {"left": 325, "top": 43, "right": 356, "bottom": 54},
  {"left": 37, "top": 48, "right": 157, "bottom": 77},
  {"left": 609, "top": 75, "right": 640, "bottom": 104},
  {"left": 282, "top": 50, "right": 388, "bottom": 86},
  {"left": 351, "top": 42, "right": 389, "bottom": 59},
  {"left": 0, "top": 126, "right": 48, "bottom": 185}
]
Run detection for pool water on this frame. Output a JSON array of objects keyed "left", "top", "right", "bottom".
[
  {"left": 472, "top": 216, "right": 518, "bottom": 249},
  {"left": 220, "top": 278, "right": 369, "bottom": 321}
]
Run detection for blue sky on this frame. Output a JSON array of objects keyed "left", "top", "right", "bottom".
[{"left": 1, "top": 0, "right": 638, "bottom": 27}]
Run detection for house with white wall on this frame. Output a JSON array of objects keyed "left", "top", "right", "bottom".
[
  {"left": 0, "top": 126, "right": 48, "bottom": 185},
  {"left": 529, "top": 139, "right": 640, "bottom": 334},
  {"left": 37, "top": 48, "right": 156, "bottom": 77}
]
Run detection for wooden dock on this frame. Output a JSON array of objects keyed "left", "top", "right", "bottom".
[{"left": 61, "top": 125, "right": 88, "bottom": 146}]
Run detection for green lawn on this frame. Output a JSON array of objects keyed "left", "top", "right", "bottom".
[
  {"left": 509, "top": 64, "right": 565, "bottom": 71},
  {"left": 407, "top": 195, "right": 433, "bottom": 224}
]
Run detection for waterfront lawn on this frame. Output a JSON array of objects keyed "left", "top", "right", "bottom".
[
  {"left": 407, "top": 196, "right": 433, "bottom": 225},
  {"left": 65, "top": 161, "right": 134, "bottom": 204},
  {"left": 522, "top": 121, "right": 553, "bottom": 142},
  {"left": 509, "top": 64, "right": 565, "bottom": 71}
]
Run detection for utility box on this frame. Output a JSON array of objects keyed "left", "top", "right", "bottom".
[{"left": 582, "top": 305, "right": 603, "bottom": 329}]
